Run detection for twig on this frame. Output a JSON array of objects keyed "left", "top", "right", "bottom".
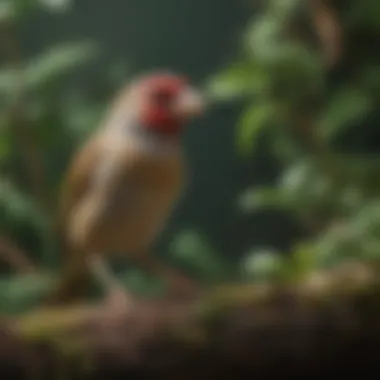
[{"left": 309, "top": 0, "right": 344, "bottom": 68}]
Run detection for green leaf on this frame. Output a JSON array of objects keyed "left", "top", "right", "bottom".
[
  {"left": 241, "top": 248, "right": 283, "bottom": 281},
  {"left": 338, "top": 186, "right": 365, "bottom": 214},
  {"left": 12, "top": 0, "right": 40, "bottom": 19},
  {"left": 0, "top": 0, "right": 41, "bottom": 23},
  {"left": 270, "top": 128, "right": 301, "bottom": 163},
  {"left": 170, "top": 230, "right": 230, "bottom": 282},
  {"left": 238, "top": 187, "right": 287, "bottom": 212},
  {"left": 0, "top": 273, "right": 55, "bottom": 314},
  {"left": 269, "top": 0, "right": 304, "bottom": 20},
  {"left": 277, "top": 160, "right": 336, "bottom": 215},
  {"left": 0, "top": 68, "right": 18, "bottom": 100},
  {"left": 244, "top": 15, "right": 320, "bottom": 72},
  {"left": 0, "top": 1, "right": 18, "bottom": 23},
  {"left": 120, "top": 268, "right": 164, "bottom": 296},
  {"left": 318, "top": 87, "right": 372, "bottom": 140},
  {"left": 25, "top": 42, "right": 99, "bottom": 90},
  {"left": 237, "top": 103, "right": 275, "bottom": 156},
  {"left": 245, "top": 16, "right": 284, "bottom": 62},
  {"left": 0, "top": 179, "right": 47, "bottom": 235},
  {"left": 271, "top": 44, "right": 324, "bottom": 97},
  {"left": 206, "top": 63, "right": 268, "bottom": 102},
  {"left": 280, "top": 160, "right": 318, "bottom": 197},
  {"left": 38, "top": 0, "right": 72, "bottom": 12},
  {"left": 313, "top": 222, "right": 363, "bottom": 268},
  {"left": 361, "top": 238, "right": 380, "bottom": 260},
  {"left": 352, "top": 201, "right": 380, "bottom": 237},
  {"left": 0, "top": 0, "right": 72, "bottom": 24},
  {"left": 289, "top": 244, "right": 318, "bottom": 279}
]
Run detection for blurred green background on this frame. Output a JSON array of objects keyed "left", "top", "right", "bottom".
[{"left": 1, "top": 0, "right": 380, "bottom": 313}]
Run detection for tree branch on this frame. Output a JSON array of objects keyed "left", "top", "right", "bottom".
[
  {"left": 309, "top": 0, "right": 344, "bottom": 68},
  {"left": 0, "top": 261, "right": 378, "bottom": 379}
]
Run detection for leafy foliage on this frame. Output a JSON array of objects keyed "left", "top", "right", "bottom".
[
  {"left": 170, "top": 230, "right": 234, "bottom": 283},
  {"left": 2, "top": 0, "right": 380, "bottom": 314},
  {"left": 209, "top": 0, "right": 380, "bottom": 278},
  {"left": 0, "top": 0, "right": 114, "bottom": 311}
]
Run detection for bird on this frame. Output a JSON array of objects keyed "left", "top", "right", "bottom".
[{"left": 46, "top": 72, "right": 205, "bottom": 306}]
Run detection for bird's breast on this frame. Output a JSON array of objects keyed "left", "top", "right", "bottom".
[{"left": 70, "top": 145, "right": 186, "bottom": 254}]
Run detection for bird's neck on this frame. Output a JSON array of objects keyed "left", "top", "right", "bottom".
[
  {"left": 126, "top": 122, "right": 181, "bottom": 156},
  {"left": 106, "top": 110, "right": 181, "bottom": 155}
]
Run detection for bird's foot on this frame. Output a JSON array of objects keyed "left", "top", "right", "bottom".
[{"left": 104, "top": 286, "right": 132, "bottom": 311}]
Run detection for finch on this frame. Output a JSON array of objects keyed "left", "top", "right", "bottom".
[{"left": 46, "top": 72, "right": 205, "bottom": 305}]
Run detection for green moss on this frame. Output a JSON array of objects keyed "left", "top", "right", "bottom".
[{"left": 16, "top": 306, "right": 93, "bottom": 342}]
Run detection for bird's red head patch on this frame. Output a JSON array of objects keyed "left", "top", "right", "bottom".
[{"left": 136, "top": 72, "right": 204, "bottom": 136}]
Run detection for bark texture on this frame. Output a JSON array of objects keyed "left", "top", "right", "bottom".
[{"left": 0, "top": 261, "right": 380, "bottom": 380}]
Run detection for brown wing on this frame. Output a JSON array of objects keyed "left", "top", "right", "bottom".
[
  {"left": 47, "top": 131, "right": 184, "bottom": 305},
  {"left": 65, "top": 135, "right": 184, "bottom": 254},
  {"left": 46, "top": 133, "right": 104, "bottom": 304},
  {"left": 57, "top": 133, "right": 103, "bottom": 228}
]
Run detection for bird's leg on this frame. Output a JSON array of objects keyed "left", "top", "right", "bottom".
[
  {"left": 89, "top": 254, "right": 123, "bottom": 292},
  {"left": 44, "top": 249, "right": 92, "bottom": 306},
  {"left": 132, "top": 254, "right": 199, "bottom": 299},
  {"left": 89, "top": 254, "right": 131, "bottom": 307}
]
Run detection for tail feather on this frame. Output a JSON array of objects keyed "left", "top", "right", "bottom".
[
  {"left": 43, "top": 220, "right": 92, "bottom": 306},
  {"left": 44, "top": 250, "right": 91, "bottom": 306}
]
